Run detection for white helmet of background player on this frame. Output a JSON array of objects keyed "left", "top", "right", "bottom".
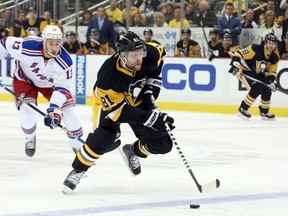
[{"left": 42, "top": 25, "right": 63, "bottom": 57}]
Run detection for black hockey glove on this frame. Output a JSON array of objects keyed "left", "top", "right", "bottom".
[
  {"left": 208, "top": 50, "right": 219, "bottom": 61},
  {"left": 228, "top": 61, "right": 240, "bottom": 75},
  {"left": 265, "top": 74, "right": 277, "bottom": 92},
  {"left": 143, "top": 109, "right": 174, "bottom": 132}
]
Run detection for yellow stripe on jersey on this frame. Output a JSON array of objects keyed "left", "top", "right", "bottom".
[
  {"left": 238, "top": 45, "right": 256, "bottom": 60},
  {"left": 96, "top": 87, "right": 125, "bottom": 111},
  {"left": 147, "top": 42, "right": 165, "bottom": 67},
  {"left": 108, "top": 104, "right": 125, "bottom": 122}
]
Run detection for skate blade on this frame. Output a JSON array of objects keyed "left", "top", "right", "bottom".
[
  {"left": 118, "top": 146, "right": 136, "bottom": 177},
  {"left": 237, "top": 112, "right": 251, "bottom": 121},
  {"left": 261, "top": 117, "right": 276, "bottom": 121},
  {"left": 62, "top": 186, "right": 72, "bottom": 194}
]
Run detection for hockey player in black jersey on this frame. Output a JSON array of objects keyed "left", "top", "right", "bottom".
[
  {"left": 228, "top": 33, "right": 279, "bottom": 120},
  {"left": 62, "top": 31, "right": 175, "bottom": 193},
  {"left": 175, "top": 27, "right": 201, "bottom": 57}
]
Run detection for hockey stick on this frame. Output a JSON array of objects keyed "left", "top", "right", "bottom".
[
  {"left": 0, "top": 82, "right": 85, "bottom": 144},
  {"left": 151, "top": 96, "right": 220, "bottom": 193},
  {"left": 240, "top": 73, "right": 288, "bottom": 95},
  {"left": 165, "top": 124, "right": 220, "bottom": 193},
  {"left": 199, "top": 21, "right": 210, "bottom": 57}
]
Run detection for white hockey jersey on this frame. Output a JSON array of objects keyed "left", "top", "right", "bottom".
[{"left": 0, "top": 36, "right": 74, "bottom": 108}]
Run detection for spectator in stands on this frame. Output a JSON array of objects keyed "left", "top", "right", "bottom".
[
  {"left": 217, "top": 2, "right": 242, "bottom": 46},
  {"left": 223, "top": 0, "right": 246, "bottom": 16},
  {"left": 280, "top": 31, "right": 288, "bottom": 59},
  {"left": 281, "top": 9, "right": 288, "bottom": 41},
  {"left": 161, "top": 3, "right": 175, "bottom": 24},
  {"left": 153, "top": 12, "right": 168, "bottom": 27},
  {"left": 139, "top": 0, "right": 155, "bottom": 26},
  {"left": 42, "top": 10, "right": 55, "bottom": 25},
  {"left": 143, "top": 28, "right": 160, "bottom": 44},
  {"left": 63, "top": 30, "right": 85, "bottom": 54},
  {"left": 0, "top": 17, "right": 11, "bottom": 37},
  {"left": 20, "top": 7, "right": 47, "bottom": 37},
  {"left": 248, "top": 0, "right": 263, "bottom": 25},
  {"left": 260, "top": 0, "right": 284, "bottom": 25},
  {"left": 185, "top": 3, "right": 196, "bottom": 26},
  {"left": 106, "top": 0, "right": 123, "bottom": 23},
  {"left": 121, "top": 0, "right": 140, "bottom": 22},
  {"left": 2, "top": 9, "right": 12, "bottom": 27},
  {"left": 175, "top": 27, "right": 201, "bottom": 57},
  {"left": 242, "top": 8, "right": 258, "bottom": 28},
  {"left": 84, "top": 29, "right": 109, "bottom": 54},
  {"left": 131, "top": 12, "right": 145, "bottom": 27},
  {"left": 86, "top": 6, "right": 115, "bottom": 54},
  {"left": 12, "top": 10, "right": 26, "bottom": 37},
  {"left": 260, "top": 10, "right": 280, "bottom": 30},
  {"left": 195, "top": 0, "right": 218, "bottom": 27},
  {"left": 169, "top": 6, "right": 190, "bottom": 28},
  {"left": 79, "top": 10, "right": 93, "bottom": 26}
]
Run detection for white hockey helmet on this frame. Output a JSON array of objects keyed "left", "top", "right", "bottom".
[
  {"left": 42, "top": 25, "right": 63, "bottom": 40},
  {"left": 42, "top": 25, "right": 63, "bottom": 57}
]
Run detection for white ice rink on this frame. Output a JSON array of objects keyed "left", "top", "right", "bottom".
[{"left": 0, "top": 101, "right": 288, "bottom": 216}]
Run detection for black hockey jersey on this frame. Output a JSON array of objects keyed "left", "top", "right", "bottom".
[
  {"left": 236, "top": 44, "right": 279, "bottom": 79},
  {"left": 92, "top": 42, "right": 165, "bottom": 123}
]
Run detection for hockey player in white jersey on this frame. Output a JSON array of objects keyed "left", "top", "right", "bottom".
[{"left": 0, "top": 25, "right": 84, "bottom": 157}]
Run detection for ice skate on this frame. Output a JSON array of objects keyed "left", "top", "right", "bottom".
[
  {"left": 25, "top": 136, "right": 36, "bottom": 157},
  {"left": 62, "top": 169, "right": 86, "bottom": 194},
  {"left": 237, "top": 107, "right": 251, "bottom": 121},
  {"left": 119, "top": 144, "right": 141, "bottom": 176},
  {"left": 259, "top": 106, "right": 275, "bottom": 121}
]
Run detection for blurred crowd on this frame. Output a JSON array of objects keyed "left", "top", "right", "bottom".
[{"left": 1, "top": 0, "right": 288, "bottom": 59}]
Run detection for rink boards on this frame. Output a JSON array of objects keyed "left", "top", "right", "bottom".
[{"left": 0, "top": 55, "right": 287, "bottom": 116}]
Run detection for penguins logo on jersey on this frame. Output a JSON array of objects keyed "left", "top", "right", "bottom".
[
  {"left": 125, "top": 78, "right": 146, "bottom": 103},
  {"left": 256, "top": 60, "right": 270, "bottom": 74}
]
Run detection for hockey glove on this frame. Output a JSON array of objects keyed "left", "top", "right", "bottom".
[
  {"left": 143, "top": 109, "right": 174, "bottom": 132},
  {"left": 228, "top": 61, "right": 240, "bottom": 75},
  {"left": 44, "top": 107, "right": 63, "bottom": 129},
  {"left": 208, "top": 50, "right": 219, "bottom": 61},
  {"left": 268, "top": 82, "right": 277, "bottom": 92}
]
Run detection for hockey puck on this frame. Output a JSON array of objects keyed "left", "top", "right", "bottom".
[{"left": 190, "top": 204, "right": 200, "bottom": 209}]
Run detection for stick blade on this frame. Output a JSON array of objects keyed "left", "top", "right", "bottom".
[{"left": 200, "top": 179, "right": 220, "bottom": 193}]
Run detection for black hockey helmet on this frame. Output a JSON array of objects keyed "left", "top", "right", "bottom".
[
  {"left": 209, "top": 28, "right": 219, "bottom": 35},
  {"left": 115, "top": 31, "right": 146, "bottom": 53},
  {"left": 264, "top": 32, "right": 277, "bottom": 45},
  {"left": 90, "top": 29, "right": 99, "bottom": 36},
  {"left": 143, "top": 28, "right": 153, "bottom": 35},
  {"left": 66, "top": 30, "right": 76, "bottom": 37},
  {"left": 223, "top": 31, "right": 231, "bottom": 40},
  {"left": 181, "top": 27, "right": 191, "bottom": 35}
]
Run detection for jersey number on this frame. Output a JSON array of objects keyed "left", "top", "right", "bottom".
[
  {"left": 66, "top": 69, "right": 72, "bottom": 79},
  {"left": 101, "top": 95, "right": 114, "bottom": 108},
  {"left": 12, "top": 41, "right": 21, "bottom": 50}
]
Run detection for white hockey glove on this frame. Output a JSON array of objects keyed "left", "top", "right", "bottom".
[
  {"left": 268, "top": 82, "right": 277, "bottom": 92},
  {"left": 228, "top": 61, "right": 240, "bottom": 75},
  {"left": 44, "top": 107, "right": 63, "bottom": 129},
  {"left": 143, "top": 109, "right": 174, "bottom": 132}
]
